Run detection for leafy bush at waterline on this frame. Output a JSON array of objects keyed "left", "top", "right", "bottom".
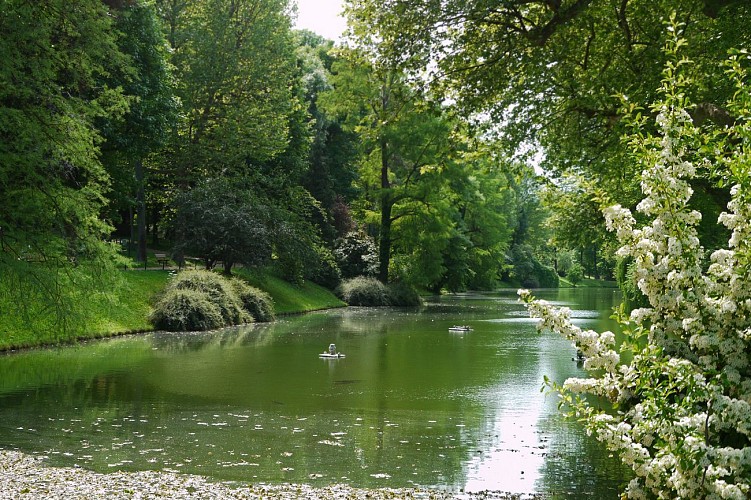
[
  {"left": 150, "top": 289, "right": 225, "bottom": 331},
  {"left": 150, "top": 270, "right": 254, "bottom": 331},
  {"left": 169, "top": 270, "right": 250, "bottom": 325},
  {"left": 336, "top": 277, "right": 422, "bottom": 307},
  {"left": 387, "top": 281, "right": 422, "bottom": 307},
  {"left": 230, "top": 278, "right": 275, "bottom": 322},
  {"left": 337, "top": 276, "right": 390, "bottom": 306}
]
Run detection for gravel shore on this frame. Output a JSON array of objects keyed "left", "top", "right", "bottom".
[{"left": 0, "top": 450, "right": 542, "bottom": 499}]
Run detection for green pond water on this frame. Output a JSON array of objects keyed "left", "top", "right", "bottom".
[{"left": 0, "top": 288, "right": 630, "bottom": 497}]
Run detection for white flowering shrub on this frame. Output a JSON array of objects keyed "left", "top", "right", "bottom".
[{"left": 520, "top": 29, "right": 751, "bottom": 500}]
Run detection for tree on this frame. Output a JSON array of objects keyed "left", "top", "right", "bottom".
[
  {"left": 521, "top": 33, "right": 751, "bottom": 498},
  {"left": 397, "top": 141, "right": 516, "bottom": 291},
  {"left": 100, "top": 0, "right": 176, "bottom": 262},
  {"left": 566, "top": 263, "right": 584, "bottom": 286},
  {"left": 171, "top": 178, "right": 273, "bottom": 274},
  {"left": 0, "top": 0, "right": 130, "bottom": 336},
  {"left": 155, "top": 0, "right": 297, "bottom": 186},
  {"left": 296, "top": 31, "right": 359, "bottom": 243},
  {"left": 346, "top": 0, "right": 748, "bottom": 167},
  {"left": 544, "top": 177, "right": 614, "bottom": 279},
  {"left": 321, "top": 49, "right": 466, "bottom": 283}
]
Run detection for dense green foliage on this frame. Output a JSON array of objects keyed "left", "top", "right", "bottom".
[
  {"left": 386, "top": 281, "right": 423, "bottom": 307},
  {"left": 337, "top": 276, "right": 391, "bottom": 306},
  {"left": 334, "top": 230, "right": 380, "bottom": 279},
  {"left": 345, "top": 0, "right": 751, "bottom": 288},
  {"left": 170, "top": 177, "right": 274, "bottom": 273},
  {"left": 566, "top": 264, "right": 584, "bottom": 288},
  {"left": 230, "top": 278, "right": 275, "bottom": 323},
  {"left": 335, "top": 276, "right": 421, "bottom": 306},
  {"left": 161, "top": 270, "right": 250, "bottom": 327},
  {"left": 150, "top": 287, "right": 227, "bottom": 332}
]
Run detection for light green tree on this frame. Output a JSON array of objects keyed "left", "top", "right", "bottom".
[
  {"left": 0, "top": 0, "right": 130, "bottom": 338},
  {"left": 321, "top": 49, "right": 464, "bottom": 283},
  {"left": 155, "top": 0, "right": 297, "bottom": 186}
]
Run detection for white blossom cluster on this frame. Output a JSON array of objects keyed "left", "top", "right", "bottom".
[{"left": 520, "top": 41, "right": 751, "bottom": 499}]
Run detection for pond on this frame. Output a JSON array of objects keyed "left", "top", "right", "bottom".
[{"left": 0, "top": 288, "right": 631, "bottom": 497}]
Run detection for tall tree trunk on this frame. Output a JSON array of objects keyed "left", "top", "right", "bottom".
[
  {"left": 593, "top": 245, "right": 599, "bottom": 280},
  {"left": 151, "top": 206, "right": 160, "bottom": 246},
  {"left": 580, "top": 247, "right": 584, "bottom": 275},
  {"left": 378, "top": 134, "right": 391, "bottom": 283},
  {"left": 128, "top": 206, "right": 134, "bottom": 258},
  {"left": 135, "top": 158, "right": 147, "bottom": 262}
]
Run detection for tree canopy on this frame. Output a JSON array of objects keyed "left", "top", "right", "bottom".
[{"left": 344, "top": 0, "right": 750, "bottom": 189}]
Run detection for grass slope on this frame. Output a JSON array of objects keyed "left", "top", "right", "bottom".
[
  {"left": 0, "top": 270, "right": 171, "bottom": 351},
  {"left": 558, "top": 276, "right": 619, "bottom": 288},
  {"left": 236, "top": 269, "right": 345, "bottom": 314},
  {"left": 1, "top": 267, "right": 344, "bottom": 351},
  {"left": 88, "top": 270, "right": 171, "bottom": 334}
]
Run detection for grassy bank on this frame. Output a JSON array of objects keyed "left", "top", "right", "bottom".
[
  {"left": 0, "top": 268, "right": 344, "bottom": 351},
  {"left": 558, "top": 276, "right": 619, "bottom": 288},
  {"left": 497, "top": 277, "right": 618, "bottom": 289},
  {"left": 236, "top": 269, "right": 346, "bottom": 314},
  {"left": 0, "top": 270, "right": 171, "bottom": 351}
]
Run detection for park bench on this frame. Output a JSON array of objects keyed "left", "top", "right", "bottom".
[{"left": 154, "top": 253, "right": 169, "bottom": 270}]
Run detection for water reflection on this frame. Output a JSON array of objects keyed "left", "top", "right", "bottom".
[{"left": 0, "top": 289, "right": 629, "bottom": 496}]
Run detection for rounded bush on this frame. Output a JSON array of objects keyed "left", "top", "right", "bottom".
[
  {"left": 337, "top": 276, "right": 390, "bottom": 306},
  {"left": 387, "top": 282, "right": 422, "bottom": 307},
  {"left": 170, "top": 270, "right": 249, "bottom": 325},
  {"left": 149, "top": 288, "right": 225, "bottom": 332},
  {"left": 533, "top": 260, "right": 560, "bottom": 288},
  {"left": 230, "top": 278, "right": 275, "bottom": 322},
  {"left": 334, "top": 231, "right": 379, "bottom": 279}
]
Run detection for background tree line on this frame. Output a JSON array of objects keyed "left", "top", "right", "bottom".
[
  {"left": 9, "top": 0, "right": 747, "bottom": 335},
  {"left": 0, "top": 0, "right": 555, "bottom": 328}
]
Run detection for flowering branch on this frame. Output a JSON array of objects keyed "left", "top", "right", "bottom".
[{"left": 520, "top": 20, "right": 751, "bottom": 499}]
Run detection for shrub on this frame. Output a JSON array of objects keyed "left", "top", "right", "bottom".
[
  {"left": 169, "top": 270, "right": 249, "bottom": 325},
  {"left": 567, "top": 263, "right": 584, "bottom": 287},
  {"left": 334, "top": 231, "right": 380, "bottom": 279},
  {"left": 387, "top": 282, "right": 422, "bottom": 307},
  {"left": 307, "top": 245, "right": 342, "bottom": 289},
  {"left": 149, "top": 288, "right": 225, "bottom": 331},
  {"left": 230, "top": 278, "right": 275, "bottom": 322},
  {"left": 337, "top": 276, "right": 390, "bottom": 306}
]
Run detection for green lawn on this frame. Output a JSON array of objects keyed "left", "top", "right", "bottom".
[
  {"left": 558, "top": 276, "right": 619, "bottom": 288},
  {"left": 0, "top": 270, "right": 171, "bottom": 351},
  {"left": 87, "top": 270, "right": 172, "bottom": 335},
  {"left": 1, "top": 266, "right": 345, "bottom": 351},
  {"left": 236, "top": 269, "right": 345, "bottom": 314}
]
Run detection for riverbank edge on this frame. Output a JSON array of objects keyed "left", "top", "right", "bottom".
[
  {"left": 1, "top": 269, "right": 618, "bottom": 353},
  {"left": 0, "top": 449, "right": 543, "bottom": 500},
  {"left": 0, "top": 269, "right": 347, "bottom": 353}
]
